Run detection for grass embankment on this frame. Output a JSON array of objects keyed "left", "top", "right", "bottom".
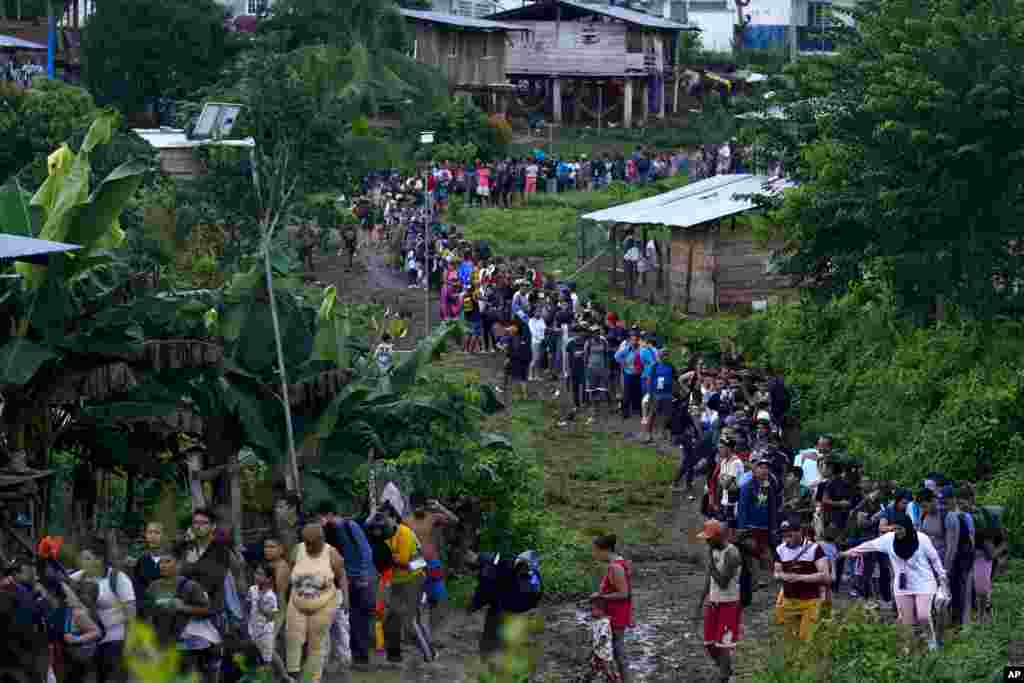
[{"left": 430, "top": 359, "right": 675, "bottom": 609}]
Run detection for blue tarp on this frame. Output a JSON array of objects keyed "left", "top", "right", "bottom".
[{"left": 743, "top": 25, "right": 788, "bottom": 50}]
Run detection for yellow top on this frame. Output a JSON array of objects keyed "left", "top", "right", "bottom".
[{"left": 386, "top": 524, "right": 424, "bottom": 585}]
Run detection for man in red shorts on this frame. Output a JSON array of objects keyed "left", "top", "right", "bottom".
[{"left": 695, "top": 519, "right": 743, "bottom": 683}]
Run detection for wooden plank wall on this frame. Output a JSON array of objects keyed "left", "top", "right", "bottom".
[
  {"left": 716, "top": 221, "right": 794, "bottom": 306},
  {"left": 670, "top": 221, "right": 796, "bottom": 312},
  {"left": 506, "top": 20, "right": 655, "bottom": 76},
  {"left": 413, "top": 22, "right": 507, "bottom": 86}
]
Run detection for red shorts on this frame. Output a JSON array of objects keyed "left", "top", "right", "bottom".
[
  {"left": 704, "top": 601, "right": 743, "bottom": 649},
  {"left": 525, "top": 176, "right": 537, "bottom": 193}
]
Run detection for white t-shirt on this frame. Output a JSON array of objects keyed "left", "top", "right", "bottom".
[
  {"left": 794, "top": 449, "right": 820, "bottom": 489},
  {"left": 719, "top": 456, "right": 745, "bottom": 507},
  {"left": 851, "top": 532, "right": 945, "bottom": 596},
  {"left": 70, "top": 569, "right": 136, "bottom": 644},
  {"left": 248, "top": 586, "right": 279, "bottom": 642},
  {"left": 526, "top": 164, "right": 539, "bottom": 178},
  {"left": 528, "top": 318, "right": 547, "bottom": 345}
]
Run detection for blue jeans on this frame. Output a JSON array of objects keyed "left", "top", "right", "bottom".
[{"left": 349, "top": 577, "right": 377, "bottom": 664}]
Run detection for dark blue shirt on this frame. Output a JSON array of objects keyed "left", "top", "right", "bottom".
[{"left": 326, "top": 520, "right": 376, "bottom": 580}]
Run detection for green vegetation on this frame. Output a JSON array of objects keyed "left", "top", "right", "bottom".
[
  {"left": 754, "top": 560, "right": 1024, "bottom": 683},
  {"left": 460, "top": 175, "right": 689, "bottom": 271},
  {"left": 81, "top": 0, "right": 237, "bottom": 112},
  {"left": 733, "top": 283, "right": 1024, "bottom": 549},
  {"left": 0, "top": 79, "right": 97, "bottom": 183},
  {"left": 747, "top": 0, "right": 1024, "bottom": 321}
]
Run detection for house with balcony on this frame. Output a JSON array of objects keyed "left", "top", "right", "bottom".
[{"left": 487, "top": 0, "right": 698, "bottom": 127}]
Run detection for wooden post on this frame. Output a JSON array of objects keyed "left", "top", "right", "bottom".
[
  {"left": 229, "top": 453, "right": 242, "bottom": 548},
  {"left": 642, "top": 79, "right": 650, "bottom": 122},
  {"left": 685, "top": 239, "right": 695, "bottom": 312},
  {"left": 552, "top": 77, "right": 563, "bottom": 123},
  {"left": 658, "top": 77, "right": 667, "bottom": 119},
  {"left": 641, "top": 225, "right": 649, "bottom": 287},
  {"left": 610, "top": 223, "right": 619, "bottom": 291},
  {"left": 624, "top": 79, "right": 634, "bottom": 128},
  {"left": 655, "top": 238, "right": 665, "bottom": 292}
]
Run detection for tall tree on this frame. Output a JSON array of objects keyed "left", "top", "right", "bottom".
[
  {"left": 754, "top": 0, "right": 1024, "bottom": 321},
  {"left": 81, "top": 0, "right": 236, "bottom": 111}
]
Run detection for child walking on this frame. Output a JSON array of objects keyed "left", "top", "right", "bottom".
[
  {"left": 577, "top": 602, "right": 622, "bottom": 683},
  {"left": 249, "top": 562, "right": 293, "bottom": 683}
]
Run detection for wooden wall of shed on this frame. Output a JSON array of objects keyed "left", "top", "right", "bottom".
[
  {"left": 505, "top": 20, "right": 663, "bottom": 77},
  {"left": 412, "top": 22, "right": 507, "bottom": 86},
  {"left": 716, "top": 220, "right": 795, "bottom": 308},
  {"left": 670, "top": 220, "right": 796, "bottom": 314}
]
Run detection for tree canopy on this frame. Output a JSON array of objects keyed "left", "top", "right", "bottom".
[
  {"left": 752, "top": 0, "right": 1024, "bottom": 321},
  {"left": 81, "top": 0, "right": 237, "bottom": 111}
]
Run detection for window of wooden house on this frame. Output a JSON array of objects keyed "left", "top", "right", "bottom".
[
  {"left": 626, "top": 28, "right": 643, "bottom": 53},
  {"left": 247, "top": 0, "right": 267, "bottom": 14},
  {"left": 481, "top": 34, "right": 490, "bottom": 58}
]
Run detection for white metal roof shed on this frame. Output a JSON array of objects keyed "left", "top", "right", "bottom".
[
  {"left": 581, "top": 174, "right": 793, "bottom": 228},
  {"left": 132, "top": 128, "right": 256, "bottom": 150},
  {"left": 0, "top": 34, "right": 47, "bottom": 50}
]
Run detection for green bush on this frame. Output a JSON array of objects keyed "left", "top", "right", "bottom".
[
  {"left": 753, "top": 560, "right": 1024, "bottom": 683},
  {"left": 734, "top": 283, "right": 1024, "bottom": 545},
  {"left": 1, "top": 79, "right": 97, "bottom": 183}
]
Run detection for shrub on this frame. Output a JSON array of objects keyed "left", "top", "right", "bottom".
[
  {"left": 18, "top": 79, "right": 97, "bottom": 157},
  {"left": 753, "top": 560, "right": 1024, "bottom": 683},
  {"left": 732, "top": 284, "right": 1024, "bottom": 545}
]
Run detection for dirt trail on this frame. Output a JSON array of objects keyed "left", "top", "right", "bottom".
[{"left": 315, "top": 246, "right": 782, "bottom": 682}]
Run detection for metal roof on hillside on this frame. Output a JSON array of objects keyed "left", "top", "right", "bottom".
[
  {"left": 0, "top": 34, "right": 47, "bottom": 50},
  {"left": 581, "top": 174, "right": 793, "bottom": 228},
  {"left": 399, "top": 8, "right": 527, "bottom": 31},
  {"left": 488, "top": 0, "right": 698, "bottom": 30}
]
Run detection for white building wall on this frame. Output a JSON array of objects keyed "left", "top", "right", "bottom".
[{"left": 686, "top": 7, "right": 735, "bottom": 52}]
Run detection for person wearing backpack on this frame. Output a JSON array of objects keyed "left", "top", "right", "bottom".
[
  {"left": 145, "top": 551, "right": 223, "bottom": 682},
  {"left": 468, "top": 550, "right": 541, "bottom": 664},
  {"left": 943, "top": 485, "right": 976, "bottom": 628},
  {"left": 71, "top": 538, "right": 137, "bottom": 683},
  {"left": 643, "top": 340, "right": 675, "bottom": 443},
  {"left": 62, "top": 579, "right": 104, "bottom": 682}
]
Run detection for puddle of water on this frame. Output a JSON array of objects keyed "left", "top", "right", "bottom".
[{"left": 568, "top": 608, "right": 663, "bottom": 679}]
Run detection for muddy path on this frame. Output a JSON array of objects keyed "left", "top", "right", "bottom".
[{"left": 315, "top": 247, "right": 784, "bottom": 682}]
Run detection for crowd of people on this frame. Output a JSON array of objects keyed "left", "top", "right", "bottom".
[
  {"left": 354, "top": 139, "right": 762, "bottom": 222},
  {"left": 335, "top": 161, "right": 1012, "bottom": 683},
  {"left": 1, "top": 488, "right": 488, "bottom": 683}
]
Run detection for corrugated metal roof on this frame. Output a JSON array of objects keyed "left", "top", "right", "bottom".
[
  {"left": 582, "top": 174, "right": 793, "bottom": 228},
  {"left": 489, "top": 0, "right": 697, "bottom": 30},
  {"left": 132, "top": 129, "right": 256, "bottom": 150},
  {"left": 399, "top": 8, "right": 526, "bottom": 31},
  {"left": 0, "top": 234, "right": 81, "bottom": 264},
  {"left": 0, "top": 34, "right": 47, "bottom": 50}
]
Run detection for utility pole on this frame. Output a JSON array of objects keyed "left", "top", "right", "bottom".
[{"left": 789, "top": 0, "right": 799, "bottom": 63}]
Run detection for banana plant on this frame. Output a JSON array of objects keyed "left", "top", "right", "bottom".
[{"left": 0, "top": 112, "right": 148, "bottom": 474}]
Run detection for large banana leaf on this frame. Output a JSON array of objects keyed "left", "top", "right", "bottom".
[
  {"left": 388, "top": 321, "right": 463, "bottom": 395},
  {"left": 16, "top": 113, "right": 145, "bottom": 289},
  {"left": 0, "top": 338, "right": 57, "bottom": 385},
  {"left": 0, "top": 182, "right": 38, "bottom": 236},
  {"left": 65, "top": 159, "right": 148, "bottom": 251}
]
